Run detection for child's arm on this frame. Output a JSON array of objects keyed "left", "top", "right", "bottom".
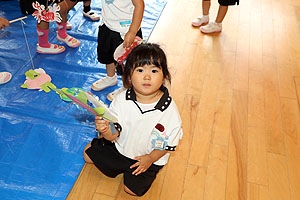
[
  {"left": 130, "top": 149, "right": 167, "bottom": 176},
  {"left": 123, "top": 0, "right": 144, "bottom": 48},
  {"left": 95, "top": 116, "right": 119, "bottom": 141}
]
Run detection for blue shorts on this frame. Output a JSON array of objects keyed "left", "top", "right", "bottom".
[{"left": 85, "top": 138, "right": 163, "bottom": 196}]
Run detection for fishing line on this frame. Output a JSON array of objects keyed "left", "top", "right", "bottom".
[{"left": 21, "top": 19, "right": 35, "bottom": 69}]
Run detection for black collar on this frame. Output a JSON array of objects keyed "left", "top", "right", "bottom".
[{"left": 125, "top": 86, "right": 172, "bottom": 113}]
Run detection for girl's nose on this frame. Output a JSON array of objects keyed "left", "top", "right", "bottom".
[{"left": 144, "top": 73, "right": 151, "bottom": 80}]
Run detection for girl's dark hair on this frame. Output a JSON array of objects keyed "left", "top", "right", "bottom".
[{"left": 122, "top": 43, "right": 171, "bottom": 88}]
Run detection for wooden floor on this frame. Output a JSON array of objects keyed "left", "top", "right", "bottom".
[{"left": 67, "top": 0, "right": 300, "bottom": 199}]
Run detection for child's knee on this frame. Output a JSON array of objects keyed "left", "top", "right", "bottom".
[
  {"left": 83, "top": 152, "right": 93, "bottom": 163},
  {"left": 58, "top": 1, "right": 68, "bottom": 13},
  {"left": 83, "top": 142, "right": 93, "bottom": 163},
  {"left": 124, "top": 185, "right": 137, "bottom": 196}
]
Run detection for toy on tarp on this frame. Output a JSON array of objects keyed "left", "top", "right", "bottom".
[
  {"left": 57, "top": 87, "right": 86, "bottom": 102},
  {"left": 21, "top": 68, "right": 56, "bottom": 92},
  {"left": 21, "top": 68, "right": 118, "bottom": 123}
]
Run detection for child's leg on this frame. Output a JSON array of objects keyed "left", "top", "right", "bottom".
[
  {"left": 67, "top": 0, "right": 78, "bottom": 12},
  {"left": 200, "top": 4, "right": 227, "bottom": 33},
  {"left": 56, "top": 0, "right": 80, "bottom": 47},
  {"left": 92, "top": 24, "right": 120, "bottom": 91},
  {"left": 106, "top": 63, "right": 116, "bottom": 77},
  {"left": 83, "top": 0, "right": 100, "bottom": 21},
  {"left": 191, "top": 0, "right": 210, "bottom": 26},
  {"left": 83, "top": 142, "right": 94, "bottom": 163},
  {"left": 56, "top": 0, "right": 69, "bottom": 39},
  {"left": 84, "top": 0, "right": 91, "bottom": 13},
  {"left": 59, "top": 1, "right": 68, "bottom": 23},
  {"left": 65, "top": 0, "right": 78, "bottom": 29},
  {"left": 215, "top": 5, "right": 228, "bottom": 23},
  {"left": 85, "top": 138, "right": 126, "bottom": 178},
  {"left": 123, "top": 164, "right": 163, "bottom": 196},
  {"left": 37, "top": 21, "right": 50, "bottom": 48},
  {"left": 202, "top": 0, "right": 211, "bottom": 15},
  {"left": 124, "top": 186, "right": 137, "bottom": 196},
  {"left": 92, "top": 62, "right": 118, "bottom": 91},
  {"left": 58, "top": 0, "right": 77, "bottom": 22},
  {"left": 37, "top": 21, "right": 65, "bottom": 54}
]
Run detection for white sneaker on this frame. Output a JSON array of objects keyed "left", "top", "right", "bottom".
[
  {"left": 200, "top": 22, "right": 222, "bottom": 33},
  {"left": 83, "top": 10, "right": 100, "bottom": 21},
  {"left": 91, "top": 75, "right": 118, "bottom": 91},
  {"left": 107, "top": 87, "right": 126, "bottom": 101},
  {"left": 192, "top": 15, "right": 209, "bottom": 27},
  {"left": 66, "top": 20, "right": 72, "bottom": 30}
]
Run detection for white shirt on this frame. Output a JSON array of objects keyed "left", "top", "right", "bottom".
[
  {"left": 101, "top": 0, "right": 134, "bottom": 38},
  {"left": 110, "top": 86, "right": 183, "bottom": 166}
]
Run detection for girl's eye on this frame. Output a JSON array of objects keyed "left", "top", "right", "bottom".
[
  {"left": 137, "top": 68, "right": 143, "bottom": 72},
  {"left": 152, "top": 69, "right": 159, "bottom": 73}
]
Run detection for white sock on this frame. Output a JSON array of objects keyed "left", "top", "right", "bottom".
[{"left": 106, "top": 75, "right": 116, "bottom": 80}]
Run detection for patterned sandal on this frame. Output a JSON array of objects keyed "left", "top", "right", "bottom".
[
  {"left": 57, "top": 34, "right": 80, "bottom": 48},
  {"left": 37, "top": 43, "right": 65, "bottom": 54}
]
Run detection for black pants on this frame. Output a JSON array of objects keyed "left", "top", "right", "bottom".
[{"left": 85, "top": 138, "right": 163, "bottom": 196}]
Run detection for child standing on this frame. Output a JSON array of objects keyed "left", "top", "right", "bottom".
[
  {"left": 91, "top": 0, "right": 144, "bottom": 101},
  {"left": 20, "top": 0, "right": 85, "bottom": 53},
  {"left": 35, "top": 0, "right": 82, "bottom": 54},
  {"left": 192, "top": 0, "right": 239, "bottom": 33},
  {"left": 84, "top": 43, "right": 183, "bottom": 196}
]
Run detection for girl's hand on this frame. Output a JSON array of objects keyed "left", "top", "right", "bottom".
[
  {"left": 95, "top": 116, "right": 109, "bottom": 133},
  {"left": 123, "top": 31, "right": 136, "bottom": 48},
  {"left": 95, "top": 116, "right": 119, "bottom": 141},
  {"left": 130, "top": 154, "right": 153, "bottom": 176},
  {"left": 0, "top": 17, "right": 9, "bottom": 30}
]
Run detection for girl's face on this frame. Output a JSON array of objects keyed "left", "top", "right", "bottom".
[{"left": 131, "top": 64, "right": 164, "bottom": 100}]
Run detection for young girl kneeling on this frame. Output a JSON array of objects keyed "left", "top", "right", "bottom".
[{"left": 83, "top": 43, "right": 183, "bottom": 196}]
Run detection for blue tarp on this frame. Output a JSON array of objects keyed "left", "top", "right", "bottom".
[{"left": 0, "top": 0, "right": 166, "bottom": 199}]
